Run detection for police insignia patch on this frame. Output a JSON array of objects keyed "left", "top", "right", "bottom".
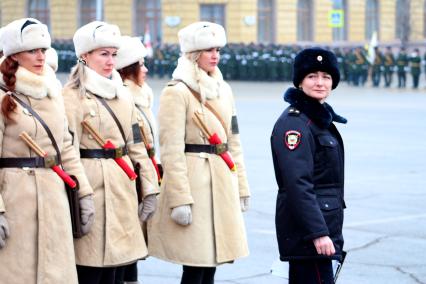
[{"left": 284, "top": 130, "right": 301, "bottom": 150}]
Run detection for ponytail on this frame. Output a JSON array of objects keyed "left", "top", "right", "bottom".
[{"left": 0, "top": 57, "right": 19, "bottom": 120}]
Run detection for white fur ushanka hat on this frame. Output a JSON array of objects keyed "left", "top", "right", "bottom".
[
  {"left": 73, "top": 21, "right": 121, "bottom": 57},
  {"left": 178, "top": 21, "right": 226, "bottom": 53},
  {"left": 1, "top": 18, "right": 51, "bottom": 57},
  {"left": 115, "top": 36, "right": 147, "bottom": 70},
  {"left": 45, "top": 47, "right": 59, "bottom": 72}
]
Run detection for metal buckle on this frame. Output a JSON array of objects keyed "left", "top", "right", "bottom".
[
  {"left": 115, "top": 147, "right": 123, "bottom": 158},
  {"left": 44, "top": 155, "right": 57, "bottom": 168},
  {"left": 215, "top": 143, "right": 228, "bottom": 155},
  {"left": 147, "top": 148, "right": 155, "bottom": 158}
]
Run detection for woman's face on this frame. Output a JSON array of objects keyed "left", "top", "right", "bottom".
[
  {"left": 137, "top": 59, "right": 148, "bottom": 85},
  {"left": 83, "top": 47, "right": 117, "bottom": 78},
  {"left": 11, "top": 48, "right": 46, "bottom": 75},
  {"left": 300, "top": 71, "right": 333, "bottom": 103},
  {"left": 197, "top": 47, "right": 220, "bottom": 73}
]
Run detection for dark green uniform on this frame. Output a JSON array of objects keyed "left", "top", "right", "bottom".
[
  {"left": 383, "top": 48, "right": 395, "bottom": 87},
  {"left": 396, "top": 49, "right": 408, "bottom": 88},
  {"left": 372, "top": 48, "right": 384, "bottom": 87},
  {"left": 410, "top": 50, "right": 421, "bottom": 89}
]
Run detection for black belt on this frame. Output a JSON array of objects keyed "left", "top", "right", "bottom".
[
  {"left": 185, "top": 143, "right": 228, "bottom": 155},
  {"left": 0, "top": 156, "right": 59, "bottom": 168},
  {"left": 80, "top": 147, "right": 128, "bottom": 159}
]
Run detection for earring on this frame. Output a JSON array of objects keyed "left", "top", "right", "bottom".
[{"left": 77, "top": 58, "right": 87, "bottom": 65}]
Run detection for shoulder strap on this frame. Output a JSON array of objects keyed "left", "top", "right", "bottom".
[
  {"left": 136, "top": 105, "right": 155, "bottom": 144},
  {"left": 170, "top": 80, "right": 228, "bottom": 136},
  {"left": 93, "top": 94, "right": 127, "bottom": 145},
  {"left": 9, "top": 91, "right": 62, "bottom": 164}
]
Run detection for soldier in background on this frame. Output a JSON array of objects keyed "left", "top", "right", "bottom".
[
  {"left": 423, "top": 50, "right": 426, "bottom": 84},
  {"left": 383, "top": 46, "right": 395, "bottom": 87},
  {"left": 396, "top": 47, "right": 409, "bottom": 88},
  {"left": 410, "top": 48, "right": 421, "bottom": 89},
  {"left": 372, "top": 46, "right": 384, "bottom": 87}
]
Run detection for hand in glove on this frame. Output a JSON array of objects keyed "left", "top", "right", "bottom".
[
  {"left": 0, "top": 213, "right": 10, "bottom": 249},
  {"left": 79, "top": 195, "right": 95, "bottom": 235},
  {"left": 171, "top": 205, "right": 192, "bottom": 226},
  {"left": 240, "top": 197, "right": 249, "bottom": 212},
  {"left": 139, "top": 194, "right": 157, "bottom": 222}
]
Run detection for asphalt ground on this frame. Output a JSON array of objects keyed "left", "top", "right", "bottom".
[{"left": 58, "top": 74, "right": 426, "bottom": 284}]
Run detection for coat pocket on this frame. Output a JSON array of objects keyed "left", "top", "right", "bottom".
[{"left": 317, "top": 196, "right": 343, "bottom": 236}]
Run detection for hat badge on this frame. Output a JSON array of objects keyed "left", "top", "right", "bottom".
[{"left": 317, "top": 55, "right": 323, "bottom": 62}]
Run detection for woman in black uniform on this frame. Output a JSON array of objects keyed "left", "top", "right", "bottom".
[{"left": 271, "top": 47, "right": 347, "bottom": 284}]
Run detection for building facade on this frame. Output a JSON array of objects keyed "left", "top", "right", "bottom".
[{"left": 1, "top": 0, "right": 425, "bottom": 45}]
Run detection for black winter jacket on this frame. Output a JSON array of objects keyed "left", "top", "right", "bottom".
[{"left": 271, "top": 87, "right": 347, "bottom": 261}]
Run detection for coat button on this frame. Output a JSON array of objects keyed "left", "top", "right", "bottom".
[
  {"left": 325, "top": 203, "right": 329, "bottom": 208},
  {"left": 23, "top": 108, "right": 32, "bottom": 116},
  {"left": 329, "top": 141, "right": 333, "bottom": 145},
  {"left": 89, "top": 110, "right": 96, "bottom": 117}
]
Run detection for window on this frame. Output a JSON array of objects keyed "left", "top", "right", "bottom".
[
  {"left": 79, "top": 0, "right": 102, "bottom": 27},
  {"left": 28, "top": 0, "right": 50, "bottom": 29},
  {"left": 134, "top": 0, "right": 162, "bottom": 44},
  {"left": 258, "top": 0, "right": 275, "bottom": 43},
  {"left": 365, "top": 0, "right": 379, "bottom": 40},
  {"left": 395, "top": 0, "right": 410, "bottom": 40},
  {"left": 424, "top": 0, "right": 426, "bottom": 37},
  {"left": 297, "top": 0, "right": 312, "bottom": 41},
  {"left": 332, "top": 0, "right": 347, "bottom": 41},
  {"left": 200, "top": 4, "right": 225, "bottom": 27}
]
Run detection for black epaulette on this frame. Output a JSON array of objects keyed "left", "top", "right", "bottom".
[{"left": 288, "top": 107, "right": 301, "bottom": 116}]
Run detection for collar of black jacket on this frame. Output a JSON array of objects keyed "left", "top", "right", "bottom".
[{"left": 283, "top": 87, "right": 347, "bottom": 129}]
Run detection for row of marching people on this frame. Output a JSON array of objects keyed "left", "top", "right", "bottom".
[{"left": 0, "top": 17, "right": 250, "bottom": 284}]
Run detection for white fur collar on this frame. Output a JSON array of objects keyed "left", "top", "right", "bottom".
[
  {"left": 83, "top": 66, "right": 125, "bottom": 99},
  {"left": 172, "top": 56, "right": 224, "bottom": 103},
  {"left": 123, "top": 79, "right": 153, "bottom": 108},
  {"left": 0, "top": 64, "right": 61, "bottom": 99}
]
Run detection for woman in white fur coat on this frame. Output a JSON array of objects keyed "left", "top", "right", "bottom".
[
  {"left": 148, "top": 22, "right": 250, "bottom": 284},
  {"left": 62, "top": 21, "right": 159, "bottom": 284},
  {"left": 115, "top": 36, "right": 160, "bottom": 284},
  {"left": 0, "top": 18, "right": 94, "bottom": 283}
]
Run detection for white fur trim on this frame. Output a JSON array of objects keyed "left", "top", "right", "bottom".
[
  {"left": 0, "top": 64, "right": 60, "bottom": 99},
  {"left": 178, "top": 22, "right": 226, "bottom": 53},
  {"left": 172, "top": 55, "right": 224, "bottom": 103},
  {"left": 2, "top": 18, "right": 51, "bottom": 57},
  {"left": 83, "top": 66, "right": 127, "bottom": 99},
  {"left": 73, "top": 21, "right": 121, "bottom": 57},
  {"left": 124, "top": 79, "right": 153, "bottom": 108},
  {"left": 116, "top": 36, "right": 147, "bottom": 70}
]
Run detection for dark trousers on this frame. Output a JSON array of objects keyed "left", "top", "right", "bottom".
[
  {"left": 181, "top": 265, "right": 216, "bottom": 284},
  {"left": 398, "top": 72, "right": 406, "bottom": 88},
  {"left": 77, "top": 265, "right": 117, "bottom": 284},
  {"left": 115, "top": 262, "right": 138, "bottom": 283},
  {"left": 412, "top": 74, "right": 420, "bottom": 89},
  {"left": 289, "top": 259, "right": 334, "bottom": 284}
]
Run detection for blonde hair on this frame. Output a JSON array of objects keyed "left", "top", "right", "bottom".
[{"left": 64, "top": 61, "right": 87, "bottom": 97}]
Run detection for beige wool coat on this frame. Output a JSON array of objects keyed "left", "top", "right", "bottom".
[
  {"left": 0, "top": 65, "right": 92, "bottom": 284},
  {"left": 148, "top": 56, "right": 250, "bottom": 266},
  {"left": 123, "top": 79, "right": 157, "bottom": 152},
  {"left": 62, "top": 66, "right": 159, "bottom": 267}
]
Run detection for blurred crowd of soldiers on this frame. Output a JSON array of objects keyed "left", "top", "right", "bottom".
[{"left": 53, "top": 39, "right": 426, "bottom": 88}]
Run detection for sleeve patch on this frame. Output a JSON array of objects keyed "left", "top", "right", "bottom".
[
  {"left": 284, "top": 130, "right": 301, "bottom": 150},
  {"left": 132, "top": 123, "right": 143, "bottom": 144},
  {"left": 231, "top": 115, "right": 239, "bottom": 134}
]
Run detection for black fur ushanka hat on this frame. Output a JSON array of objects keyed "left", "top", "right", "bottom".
[{"left": 292, "top": 47, "right": 340, "bottom": 89}]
